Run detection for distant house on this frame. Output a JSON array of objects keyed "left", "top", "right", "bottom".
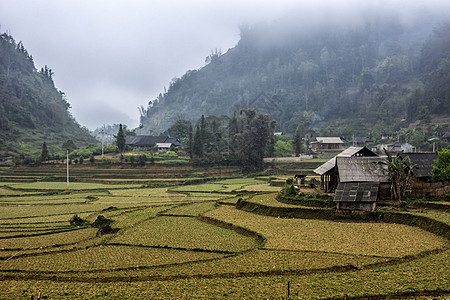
[
  {"left": 387, "top": 142, "right": 416, "bottom": 153},
  {"left": 313, "top": 146, "right": 378, "bottom": 193},
  {"left": 372, "top": 142, "right": 416, "bottom": 154},
  {"left": 334, "top": 157, "right": 389, "bottom": 211},
  {"left": 125, "top": 136, "right": 182, "bottom": 149},
  {"left": 442, "top": 131, "right": 450, "bottom": 142},
  {"left": 351, "top": 136, "right": 374, "bottom": 146},
  {"left": 310, "top": 137, "right": 344, "bottom": 151},
  {"left": 155, "top": 143, "right": 173, "bottom": 153}
]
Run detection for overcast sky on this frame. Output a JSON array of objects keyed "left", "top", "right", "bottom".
[{"left": 0, "top": 0, "right": 448, "bottom": 130}]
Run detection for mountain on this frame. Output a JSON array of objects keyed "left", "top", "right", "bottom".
[
  {"left": 140, "top": 14, "right": 449, "bottom": 139},
  {"left": 0, "top": 33, "right": 96, "bottom": 157}
]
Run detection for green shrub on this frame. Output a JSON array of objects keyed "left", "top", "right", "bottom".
[
  {"left": 138, "top": 154, "right": 146, "bottom": 166},
  {"left": 92, "top": 215, "right": 114, "bottom": 228},
  {"left": 70, "top": 215, "right": 89, "bottom": 226},
  {"left": 432, "top": 149, "right": 450, "bottom": 181}
]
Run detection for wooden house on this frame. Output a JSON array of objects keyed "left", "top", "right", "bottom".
[
  {"left": 400, "top": 153, "right": 437, "bottom": 180},
  {"left": 125, "top": 136, "right": 182, "bottom": 149},
  {"left": 334, "top": 157, "right": 389, "bottom": 211},
  {"left": 399, "top": 152, "right": 439, "bottom": 198},
  {"left": 387, "top": 142, "right": 416, "bottom": 153},
  {"left": 352, "top": 136, "right": 374, "bottom": 146},
  {"left": 155, "top": 143, "right": 173, "bottom": 152},
  {"left": 310, "top": 137, "right": 344, "bottom": 151},
  {"left": 313, "top": 146, "right": 378, "bottom": 193}
]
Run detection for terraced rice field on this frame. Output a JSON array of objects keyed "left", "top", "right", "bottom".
[{"left": 0, "top": 165, "right": 448, "bottom": 299}]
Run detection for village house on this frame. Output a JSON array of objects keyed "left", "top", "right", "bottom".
[
  {"left": 315, "top": 149, "right": 447, "bottom": 211},
  {"left": 371, "top": 142, "right": 416, "bottom": 154},
  {"left": 399, "top": 152, "right": 442, "bottom": 198},
  {"left": 313, "top": 146, "right": 378, "bottom": 193},
  {"left": 125, "top": 136, "right": 182, "bottom": 151},
  {"left": 310, "top": 137, "right": 344, "bottom": 151},
  {"left": 333, "top": 156, "right": 389, "bottom": 211},
  {"left": 351, "top": 136, "right": 374, "bottom": 146},
  {"left": 442, "top": 131, "right": 450, "bottom": 142},
  {"left": 387, "top": 142, "right": 416, "bottom": 153}
]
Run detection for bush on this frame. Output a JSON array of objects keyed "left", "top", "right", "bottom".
[
  {"left": 92, "top": 215, "right": 114, "bottom": 228},
  {"left": 96, "top": 225, "right": 119, "bottom": 236},
  {"left": 70, "top": 215, "right": 88, "bottom": 226},
  {"left": 283, "top": 177, "right": 296, "bottom": 196},
  {"left": 138, "top": 154, "right": 146, "bottom": 166},
  {"left": 432, "top": 149, "right": 450, "bottom": 181}
]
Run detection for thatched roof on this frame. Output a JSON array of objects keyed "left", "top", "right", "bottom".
[
  {"left": 400, "top": 153, "right": 437, "bottom": 178},
  {"left": 336, "top": 157, "right": 389, "bottom": 183},
  {"left": 313, "top": 146, "right": 377, "bottom": 175},
  {"left": 334, "top": 182, "right": 380, "bottom": 203}
]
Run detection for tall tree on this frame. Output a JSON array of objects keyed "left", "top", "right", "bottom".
[
  {"left": 227, "top": 112, "right": 240, "bottom": 156},
  {"left": 192, "top": 124, "right": 203, "bottom": 158},
  {"left": 168, "top": 119, "right": 191, "bottom": 141},
  {"left": 199, "top": 115, "right": 207, "bottom": 151},
  {"left": 238, "top": 109, "right": 276, "bottom": 173},
  {"left": 62, "top": 140, "right": 77, "bottom": 153},
  {"left": 293, "top": 124, "right": 305, "bottom": 156},
  {"left": 40, "top": 141, "right": 49, "bottom": 162},
  {"left": 116, "top": 124, "right": 126, "bottom": 154},
  {"left": 187, "top": 124, "right": 193, "bottom": 159}
]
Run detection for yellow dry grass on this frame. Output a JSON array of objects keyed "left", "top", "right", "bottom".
[{"left": 205, "top": 206, "right": 448, "bottom": 257}]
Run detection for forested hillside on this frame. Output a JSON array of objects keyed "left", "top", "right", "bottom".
[
  {"left": 140, "top": 15, "right": 449, "bottom": 139},
  {"left": 0, "top": 33, "right": 96, "bottom": 158}
]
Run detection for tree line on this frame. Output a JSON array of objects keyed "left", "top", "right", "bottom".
[{"left": 167, "top": 109, "right": 281, "bottom": 173}]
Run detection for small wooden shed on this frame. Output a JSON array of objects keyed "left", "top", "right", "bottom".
[{"left": 333, "top": 157, "right": 389, "bottom": 211}]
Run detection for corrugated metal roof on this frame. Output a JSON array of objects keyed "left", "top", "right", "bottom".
[
  {"left": 156, "top": 143, "right": 172, "bottom": 148},
  {"left": 337, "top": 157, "right": 389, "bottom": 183},
  {"left": 313, "top": 157, "right": 337, "bottom": 175},
  {"left": 334, "top": 182, "right": 379, "bottom": 202},
  {"left": 125, "top": 136, "right": 182, "bottom": 147},
  {"left": 316, "top": 137, "right": 344, "bottom": 144},
  {"left": 313, "top": 146, "right": 372, "bottom": 175},
  {"left": 400, "top": 153, "right": 437, "bottom": 178}
]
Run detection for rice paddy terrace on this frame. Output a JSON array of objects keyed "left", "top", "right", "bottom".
[{"left": 0, "top": 163, "right": 448, "bottom": 299}]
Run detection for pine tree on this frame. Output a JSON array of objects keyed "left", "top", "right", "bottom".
[
  {"left": 239, "top": 109, "right": 276, "bottom": 173},
  {"left": 40, "top": 142, "right": 49, "bottom": 162},
  {"left": 116, "top": 124, "right": 126, "bottom": 154},
  {"left": 192, "top": 124, "right": 203, "bottom": 158},
  {"left": 187, "top": 124, "right": 193, "bottom": 159},
  {"left": 293, "top": 124, "right": 305, "bottom": 156}
]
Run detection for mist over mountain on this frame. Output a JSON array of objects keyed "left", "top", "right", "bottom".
[
  {"left": 140, "top": 9, "right": 449, "bottom": 138},
  {"left": 0, "top": 33, "right": 96, "bottom": 156}
]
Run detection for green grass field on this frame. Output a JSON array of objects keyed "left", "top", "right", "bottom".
[{"left": 0, "top": 164, "right": 448, "bottom": 299}]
